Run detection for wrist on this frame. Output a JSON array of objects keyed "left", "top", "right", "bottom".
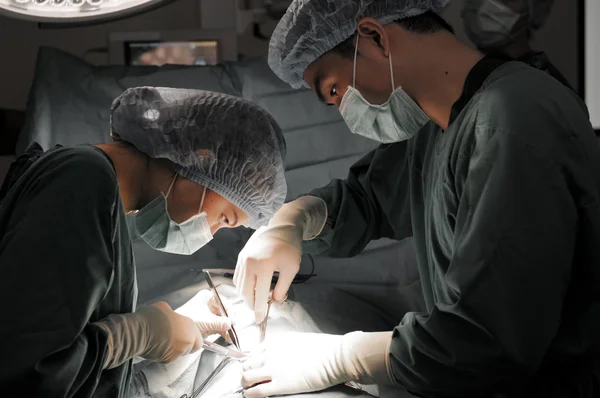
[
  {"left": 93, "top": 312, "right": 150, "bottom": 369},
  {"left": 339, "top": 331, "right": 395, "bottom": 386},
  {"left": 269, "top": 196, "right": 327, "bottom": 240}
]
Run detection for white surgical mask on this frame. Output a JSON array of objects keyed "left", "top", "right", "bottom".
[
  {"left": 339, "top": 34, "right": 429, "bottom": 143},
  {"left": 462, "top": 0, "right": 527, "bottom": 49},
  {"left": 135, "top": 174, "right": 213, "bottom": 255}
]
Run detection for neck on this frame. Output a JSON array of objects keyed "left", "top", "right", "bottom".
[
  {"left": 95, "top": 143, "right": 149, "bottom": 213},
  {"left": 394, "top": 32, "right": 484, "bottom": 130}
]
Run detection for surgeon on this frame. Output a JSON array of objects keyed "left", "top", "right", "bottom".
[
  {"left": 0, "top": 87, "right": 287, "bottom": 397},
  {"left": 233, "top": 1, "right": 600, "bottom": 397},
  {"left": 461, "top": 0, "right": 572, "bottom": 89}
]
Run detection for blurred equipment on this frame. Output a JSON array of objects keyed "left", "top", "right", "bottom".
[
  {"left": 108, "top": 30, "right": 238, "bottom": 65},
  {"left": 0, "top": 0, "right": 173, "bottom": 24}
]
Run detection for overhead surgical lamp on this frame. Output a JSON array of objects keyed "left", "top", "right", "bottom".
[{"left": 0, "top": 0, "right": 174, "bottom": 24}]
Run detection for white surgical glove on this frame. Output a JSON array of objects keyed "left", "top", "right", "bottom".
[
  {"left": 175, "top": 289, "right": 233, "bottom": 342},
  {"left": 233, "top": 196, "right": 327, "bottom": 323},
  {"left": 94, "top": 299, "right": 230, "bottom": 370},
  {"left": 240, "top": 331, "right": 395, "bottom": 397}
]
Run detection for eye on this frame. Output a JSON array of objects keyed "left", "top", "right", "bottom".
[
  {"left": 220, "top": 214, "right": 235, "bottom": 227},
  {"left": 329, "top": 85, "right": 338, "bottom": 97}
]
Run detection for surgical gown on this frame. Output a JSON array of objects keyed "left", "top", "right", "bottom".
[
  {"left": 0, "top": 145, "right": 136, "bottom": 397},
  {"left": 304, "top": 58, "right": 600, "bottom": 397}
]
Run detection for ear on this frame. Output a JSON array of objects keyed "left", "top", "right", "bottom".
[{"left": 356, "top": 17, "right": 392, "bottom": 59}]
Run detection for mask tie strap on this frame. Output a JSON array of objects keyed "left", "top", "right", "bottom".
[
  {"left": 389, "top": 51, "right": 395, "bottom": 91},
  {"left": 198, "top": 186, "right": 207, "bottom": 214},
  {"left": 164, "top": 173, "right": 178, "bottom": 198},
  {"left": 352, "top": 34, "right": 360, "bottom": 87}
]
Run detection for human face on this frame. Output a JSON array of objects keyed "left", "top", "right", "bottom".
[
  {"left": 303, "top": 18, "right": 395, "bottom": 109},
  {"left": 165, "top": 176, "right": 250, "bottom": 235}
]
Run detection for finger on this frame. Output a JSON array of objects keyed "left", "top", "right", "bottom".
[
  {"left": 152, "top": 301, "right": 172, "bottom": 312},
  {"left": 241, "top": 368, "right": 272, "bottom": 389},
  {"left": 233, "top": 255, "right": 244, "bottom": 288},
  {"left": 215, "top": 295, "right": 234, "bottom": 317},
  {"left": 241, "top": 355, "right": 265, "bottom": 371},
  {"left": 254, "top": 274, "right": 272, "bottom": 324},
  {"left": 219, "top": 331, "right": 233, "bottom": 345},
  {"left": 272, "top": 262, "right": 297, "bottom": 302},
  {"left": 241, "top": 263, "right": 257, "bottom": 311},
  {"left": 196, "top": 317, "right": 231, "bottom": 335},
  {"left": 208, "top": 296, "right": 224, "bottom": 316},
  {"left": 243, "top": 380, "right": 277, "bottom": 398},
  {"left": 190, "top": 325, "right": 204, "bottom": 354}
]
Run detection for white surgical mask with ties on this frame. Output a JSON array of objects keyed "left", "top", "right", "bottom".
[
  {"left": 339, "top": 34, "right": 429, "bottom": 143},
  {"left": 135, "top": 174, "right": 213, "bottom": 255}
]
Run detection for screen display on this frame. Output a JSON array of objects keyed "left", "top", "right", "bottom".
[
  {"left": 126, "top": 41, "right": 219, "bottom": 66},
  {"left": 586, "top": 0, "right": 600, "bottom": 129}
]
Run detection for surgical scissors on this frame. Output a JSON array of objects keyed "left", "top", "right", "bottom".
[
  {"left": 259, "top": 293, "right": 273, "bottom": 344},
  {"left": 203, "top": 270, "right": 242, "bottom": 352},
  {"left": 258, "top": 292, "right": 287, "bottom": 344}
]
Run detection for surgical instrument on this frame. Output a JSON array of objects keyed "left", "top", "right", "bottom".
[
  {"left": 202, "top": 340, "right": 247, "bottom": 361},
  {"left": 258, "top": 291, "right": 288, "bottom": 344},
  {"left": 259, "top": 292, "right": 273, "bottom": 344},
  {"left": 180, "top": 357, "right": 233, "bottom": 398},
  {"left": 203, "top": 270, "right": 242, "bottom": 351}
]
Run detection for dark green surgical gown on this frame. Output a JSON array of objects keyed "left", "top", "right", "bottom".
[
  {"left": 0, "top": 145, "right": 136, "bottom": 397},
  {"left": 304, "top": 58, "right": 600, "bottom": 397}
]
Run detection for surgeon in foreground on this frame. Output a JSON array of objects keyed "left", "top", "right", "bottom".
[
  {"left": 0, "top": 88, "right": 287, "bottom": 396},
  {"left": 234, "top": 0, "right": 600, "bottom": 397}
]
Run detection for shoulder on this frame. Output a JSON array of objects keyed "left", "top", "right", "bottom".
[
  {"left": 460, "top": 62, "right": 592, "bottom": 161},
  {"left": 27, "top": 145, "right": 118, "bottom": 204}
]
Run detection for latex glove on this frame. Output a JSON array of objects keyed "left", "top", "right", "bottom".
[
  {"left": 233, "top": 196, "right": 327, "bottom": 323},
  {"left": 175, "top": 289, "right": 233, "bottom": 343},
  {"left": 240, "top": 331, "right": 395, "bottom": 397},
  {"left": 95, "top": 301, "right": 205, "bottom": 369}
]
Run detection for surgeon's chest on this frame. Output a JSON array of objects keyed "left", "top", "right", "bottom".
[{"left": 410, "top": 125, "right": 465, "bottom": 284}]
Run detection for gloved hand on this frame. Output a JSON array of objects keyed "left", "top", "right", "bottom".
[
  {"left": 95, "top": 301, "right": 221, "bottom": 369},
  {"left": 233, "top": 196, "right": 327, "bottom": 323},
  {"left": 240, "top": 331, "right": 395, "bottom": 397},
  {"left": 175, "top": 289, "right": 233, "bottom": 343}
]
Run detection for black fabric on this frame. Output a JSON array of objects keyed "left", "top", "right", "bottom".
[
  {"left": 0, "top": 145, "right": 136, "bottom": 397},
  {"left": 0, "top": 142, "right": 49, "bottom": 202},
  {"left": 449, "top": 55, "right": 509, "bottom": 125}
]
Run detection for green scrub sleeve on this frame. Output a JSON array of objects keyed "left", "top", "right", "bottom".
[
  {"left": 0, "top": 151, "right": 120, "bottom": 396},
  {"left": 303, "top": 142, "right": 413, "bottom": 257},
  {"left": 388, "top": 129, "right": 578, "bottom": 396}
]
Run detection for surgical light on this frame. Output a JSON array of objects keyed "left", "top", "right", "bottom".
[{"left": 0, "top": 0, "right": 170, "bottom": 24}]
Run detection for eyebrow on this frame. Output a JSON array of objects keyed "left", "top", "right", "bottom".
[{"left": 313, "top": 73, "right": 327, "bottom": 105}]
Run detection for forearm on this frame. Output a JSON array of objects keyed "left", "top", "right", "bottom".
[
  {"left": 93, "top": 313, "right": 148, "bottom": 370},
  {"left": 340, "top": 331, "right": 395, "bottom": 386},
  {"left": 270, "top": 196, "right": 327, "bottom": 240},
  {"left": 93, "top": 307, "right": 169, "bottom": 369}
]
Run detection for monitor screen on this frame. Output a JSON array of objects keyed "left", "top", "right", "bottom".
[
  {"left": 585, "top": 0, "right": 600, "bottom": 129},
  {"left": 125, "top": 40, "right": 219, "bottom": 66}
]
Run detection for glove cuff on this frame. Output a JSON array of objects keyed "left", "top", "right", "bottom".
[
  {"left": 340, "top": 331, "right": 395, "bottom": 386},
  {"left": 93, "top": 311, "right": 151, "bottom": 369},
  {"left": 268, "top": 196, "right": 327, "bottom": 241},
  {"left": 294, "top": 196, "right": 328, "bottom": 240}
]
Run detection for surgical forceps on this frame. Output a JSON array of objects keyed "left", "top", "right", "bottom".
[
  {"left": 202, "top": 340, "right": 247, "bottom": 361},
  {"left": 204, "top": 270, "right": 242, "bottom": 351},
  {"left": 180, "top": 357, "right": 234, "bottom": 398}
]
